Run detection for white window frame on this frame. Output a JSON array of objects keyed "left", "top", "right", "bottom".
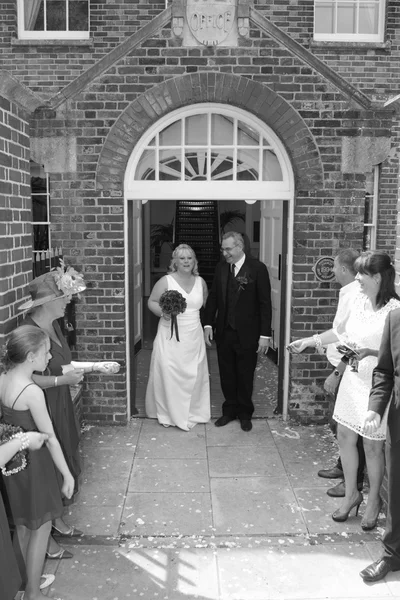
[
  {"left": 363, "top": 165, "right": 379, "bottom": 250},
  {"left": 17, "top": 0, "right": 90, "bottom": 40},
  {"left": 31, "top": 168, "right": 52, "bottom": 255},
  {"left": 125, "top": 105, "right": 293, "bottom": 201},
  {"left": 314, "top": 0, "right": 386, "bottom": 43}
]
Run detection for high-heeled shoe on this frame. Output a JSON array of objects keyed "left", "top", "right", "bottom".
[
  {"left": 361, "top": 499, "right": 383, "bottom": 531},
  {"left": 332, "top": 492, "right": 363, "bottom": 522}
]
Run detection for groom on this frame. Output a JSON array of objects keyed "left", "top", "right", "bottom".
[{"left": 204, "top": 231, "right": 272, "bottom": 432}]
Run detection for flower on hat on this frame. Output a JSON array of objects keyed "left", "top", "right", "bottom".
[{"left": 52, "top": 259, "right": 86, "bottom": 299}]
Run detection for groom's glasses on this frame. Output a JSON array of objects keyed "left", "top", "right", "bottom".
[{"left": 220, "top": 244, "right": 238, "bottom": 254}]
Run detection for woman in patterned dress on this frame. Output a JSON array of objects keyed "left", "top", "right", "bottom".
[{"left": 289, "top": 251, "right": 400, "bottom": 529}]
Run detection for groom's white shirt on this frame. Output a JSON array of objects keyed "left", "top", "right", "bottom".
[{"left": 232, "top": 254, "right": 246, "bottom": 274}]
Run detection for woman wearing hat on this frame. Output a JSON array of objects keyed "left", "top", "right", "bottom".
[{"left": 19, "top": 262, "right": 119, "bottom": 559}]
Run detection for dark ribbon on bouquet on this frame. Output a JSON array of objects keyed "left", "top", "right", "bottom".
[{"left": 170, "top": 312, "right": 180, "bottom": 342}]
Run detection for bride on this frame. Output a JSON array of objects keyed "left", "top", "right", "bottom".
[{"left": 145, "top": 244, "right": 211, "bottom": 431}]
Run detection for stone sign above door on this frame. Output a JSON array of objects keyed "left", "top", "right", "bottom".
[{"left": 172, "top": 0, "right": 249, "bottom": 47}]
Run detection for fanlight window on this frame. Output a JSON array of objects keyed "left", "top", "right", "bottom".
[{"left": 135, "top": 113, "right": 283, "bottom": 183}]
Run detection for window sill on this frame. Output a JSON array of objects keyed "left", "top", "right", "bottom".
[
  {"left": 310, "top": 40, "right": 391, "bottom": 52},
  {"left": 11, "top": 37, "right": 93, "bottom": 47}
]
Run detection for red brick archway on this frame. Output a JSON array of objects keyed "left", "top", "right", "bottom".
[{"left": 96, "top": 72, "right": 323, "bottom": 191}]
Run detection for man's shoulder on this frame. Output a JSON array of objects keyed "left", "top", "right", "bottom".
[
  {"left": 389, "top": 307, "right": 400, "bottom": 322},
  {"left": 245, "top": 256, "right": 265, "bottom": 270}
]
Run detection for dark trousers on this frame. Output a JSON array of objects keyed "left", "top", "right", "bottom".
[
  {"left": 217, "top": 327, "right": 258, "bottom": 420},
  {"left": 383, "top": 434, "right": 400, "bottom": 565}
]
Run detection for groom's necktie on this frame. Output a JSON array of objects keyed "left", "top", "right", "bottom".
[{"left": 226, "top": 262, "right": 237, "bottom": 329}]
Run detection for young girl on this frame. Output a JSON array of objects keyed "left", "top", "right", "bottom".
[
  {"left": 0, "top": 429, "right": 49, "bottom": 600},
  {"left": 0, "top": 325, "right": 74, "bottom": 600}
]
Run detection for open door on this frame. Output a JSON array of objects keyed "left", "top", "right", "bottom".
[
  {"left": 260, "top": 200, "right": 283, "bottom": 361},
  {"left": 128, "top": 200, "right": 143, "bottom": 416},
  {"left": 132, "top": 200, "right": 143, "bottom": 352}
]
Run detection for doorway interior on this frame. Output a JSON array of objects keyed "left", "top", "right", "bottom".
[{"left": 132, "top": 199, "right": 281, "bottom": 420}]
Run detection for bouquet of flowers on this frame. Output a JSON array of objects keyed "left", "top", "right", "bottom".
[
  {"left": 159, "top": 290, "right": 187, "bottom": 341},
  {"left": 0, "top": 423, "right": 29, "bottom": 476}
]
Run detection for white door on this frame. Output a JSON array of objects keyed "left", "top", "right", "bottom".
[
  {"left": 131, "top": 200, "right": 142, "bottom": 351},
  {"left": 260, "top": 200, "right": 283, "bottom": 356}
]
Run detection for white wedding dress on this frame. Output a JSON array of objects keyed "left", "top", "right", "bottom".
[
  {"left": 333, "top": 293, "right": 400, "bottom": 440},
  {"left": 145, "top": 275, "right": 211, "bottom": 431}
]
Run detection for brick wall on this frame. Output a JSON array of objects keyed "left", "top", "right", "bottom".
[
  {"left": 0, "top": 1, "right": 399, "bottom": 422},
  {"left": 0, "top": 94, "right": 31, "bottom": 337}
]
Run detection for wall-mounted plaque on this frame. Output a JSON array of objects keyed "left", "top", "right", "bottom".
[
  {"left": 173, "top": 0, "right": 249, "bottom": 47},
  {"left": 186, "top": 0, "right": 236, "bottom": 46},
  {"left": 312, "top": 256, "right": 335, "bottom": 282}
]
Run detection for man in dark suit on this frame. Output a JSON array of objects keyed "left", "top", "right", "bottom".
[
  {"left": 360, "top": 308, "right": 400, "bottom": 583},
  {"left": 204, "top": 231, "right": 272, "bottom": 432}
]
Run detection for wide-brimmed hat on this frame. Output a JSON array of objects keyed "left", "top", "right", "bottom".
[{"left": 18, "top": 264, "right": 86, "bottom": 311}]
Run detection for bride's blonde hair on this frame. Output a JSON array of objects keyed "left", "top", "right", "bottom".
[{"left": 168, "top": 244, "right": 199, "bottom": 275}]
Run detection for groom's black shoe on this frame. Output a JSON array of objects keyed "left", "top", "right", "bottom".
[
  {"left": 360, "top": 557, "right": 400, "bottom": 583},
  {"left": 240, "top": 419, "right": 252, "bottom": 432},
  {"left": 215, "top": 416, "right": 236, "bottom": 427}
]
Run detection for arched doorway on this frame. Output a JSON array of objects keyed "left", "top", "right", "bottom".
[{"left": 124, "top": 103, "right": 294, "bottom": 419}]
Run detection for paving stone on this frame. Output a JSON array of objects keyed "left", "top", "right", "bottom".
[
  {"left": 80, "top": 448, "right": 133, "bottom": 488},
  {"left": 120, "top": 491, "right": 213, "bottom": 536},
  {"left": 136, "top": 420, "right": 207, "bottom": 458},
  {"left": 208, "top": 444, "right": 285, "bottom": 477},
  {"left": 211, "top": 476, "right": 307, "bottom": 535},
  {"left": 74, "top": 481, "right": 127, "bottom": 507},
  {"left": 129, "top": 458, "right": 210, "bottom": 493},
  {"left": 284, "top": 458, "right": 335, "bottom": 488},
  {"left": 81, "top": 422, "right": 141, "bottom": 450},
  {"left": 63, "top": 504, "right": 123, "bottom": 537}
]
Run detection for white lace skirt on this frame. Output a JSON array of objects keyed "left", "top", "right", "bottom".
[{"left": 333, "top": 355, "right": 388, "bottom": 441}]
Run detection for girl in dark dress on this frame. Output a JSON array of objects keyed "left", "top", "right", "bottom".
[
  {"left": 0, "top": 428, "right": 50, "bottom": 600},
  {"left": 0, "top": 325, "right": 74, "bottom": 600}
]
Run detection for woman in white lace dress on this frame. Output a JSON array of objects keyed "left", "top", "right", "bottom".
[
  {"left": 289, "top": 251, "right": 400, "bottom": 529},
  {"left": 145, "top": 244, "right": 211, "bottom": 431}
]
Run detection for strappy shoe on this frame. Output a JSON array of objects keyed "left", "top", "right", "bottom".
[
  {"left": 361, "top": 499, "right": 383, "bottom": 531},
  {"left": 332, "top": 492, "right": 363, "bottom": 522},
  {"left": 40, "top": 573, "right": 55, "bottom": 589},
  {"left": 52, "top": 524, "right": 83, "bottom": 537},
  {"left": 46, "top": 548, "right": 73, "bottom": 560}
]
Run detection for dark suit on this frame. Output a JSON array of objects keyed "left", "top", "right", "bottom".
[
  {"left": 369, "top": 308, "right": 400, "bottom": 565},
  {"left": 204, "top": 255, "right": 272, "bottom": 419}
]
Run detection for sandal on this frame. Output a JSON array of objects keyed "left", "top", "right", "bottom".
[
  {"left": 52, "top": 524, "right": 83, "bottom": 537},
  {"left": 46, "top": 548, "right": 73, "bottom": 560},
  {"left": 40, "top": 573, "right": 55, "bottom": 589}
]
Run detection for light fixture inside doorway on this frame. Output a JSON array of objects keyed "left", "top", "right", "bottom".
[{"left": 245, "top": 200, "right": 257, "bottom": 204}]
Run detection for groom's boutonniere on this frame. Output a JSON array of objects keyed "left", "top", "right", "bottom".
[{"left": 236, "top": 275, "right": 249, "bottom": 291}]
